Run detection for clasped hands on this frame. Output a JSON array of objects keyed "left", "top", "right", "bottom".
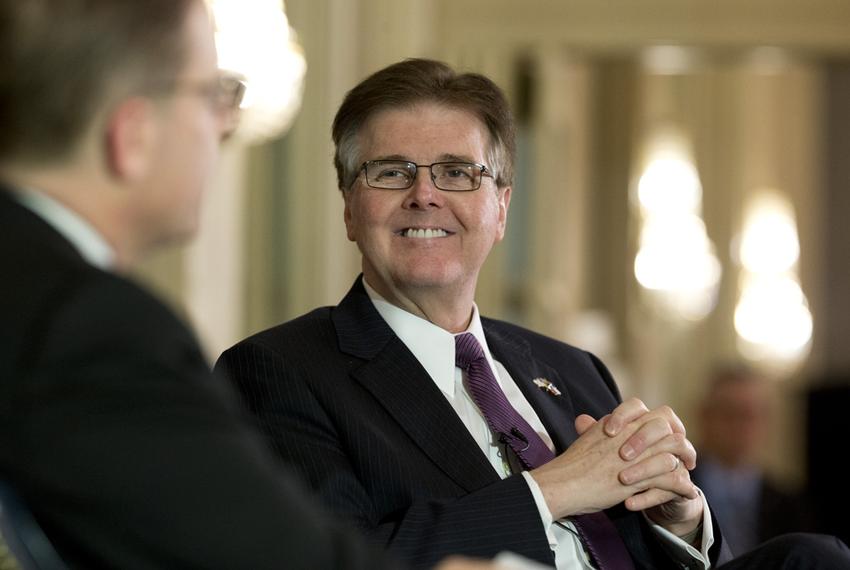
[{"left": 530, "top": 398, "right": 703, "bottom": 539}]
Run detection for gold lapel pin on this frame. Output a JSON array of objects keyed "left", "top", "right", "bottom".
[{"left": 533, "top": 378, "right": 561, "bottom": 397}]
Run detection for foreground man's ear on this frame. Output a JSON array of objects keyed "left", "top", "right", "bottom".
[{"left": 104, "top": 97, "right": 158, "bottom": 182}]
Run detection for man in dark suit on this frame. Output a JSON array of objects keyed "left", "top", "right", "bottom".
[
  {"left": 218, "top": 58, "right": 850, "bottom": 570},
  {"left": 0, "top": 3, "right": 496, "bottom": 569}
]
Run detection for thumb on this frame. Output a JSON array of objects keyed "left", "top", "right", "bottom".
[{"left": 575, "top": 414, "right": 598, "bottom": 435}]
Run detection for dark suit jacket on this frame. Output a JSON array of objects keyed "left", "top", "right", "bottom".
[
  {"left": 0, "top": 187, "right": 395, "bottom": 569},
  {"left": 217, "top": 277, "right": 732, "bottom": 569}
]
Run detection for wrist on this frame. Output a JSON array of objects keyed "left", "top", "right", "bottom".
[
  {"left": 646, "top": 495, "right": 704, "bottom": 537},
  {"left": 676, "top": 518, "right": 703, "bottom": 546},
  {"left": 529, "top": 465, "right": 581, "bottom": 519}
]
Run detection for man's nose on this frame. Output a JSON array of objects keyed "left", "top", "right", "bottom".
[{"left": 403, "top": 167, "right": 445, "bottom": 210}]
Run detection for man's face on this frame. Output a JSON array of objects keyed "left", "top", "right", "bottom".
[
  {"left": 344, "top": 102, "right": 511, "bottom": 303},
  {"left": 132, "top": 0, "right": 228, "bottom": 248},
  {"left": 703, "top": 379, "right": 770, "bottom": 466}
]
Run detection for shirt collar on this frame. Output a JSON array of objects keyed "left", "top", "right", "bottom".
[
  {"left": 13, "top": 188, "right": 114, "bottom": 269},
  {"left": 363, "top": 278, "right": 495, "bottom": 399}
]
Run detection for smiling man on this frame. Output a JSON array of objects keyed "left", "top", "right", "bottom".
[
  {"left": 343, "top": 102, "right": 508, "bottom": 332},
  {"left": 217, "top": 59, "right": 849, "bottom": 570}
]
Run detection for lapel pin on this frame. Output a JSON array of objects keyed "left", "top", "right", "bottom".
[{"left": 533, "top": 378, "right": 561, "bottom": 397}]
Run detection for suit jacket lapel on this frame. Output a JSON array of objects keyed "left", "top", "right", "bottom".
[
  {"left": 332, "top": 278, "right": 500, "bottom": 493},
  {"left": 484, "top": 322, "right": 580, "bottom": 454}
]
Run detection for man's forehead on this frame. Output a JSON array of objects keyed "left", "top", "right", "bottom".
[
  {"left": 182, "top": 0, "right": 219, "bottom": 75},
  {"left": 368, "top": 152, "right": 481, "bottom": 163},
  {"left": 359, "top": 103, "right": 490, "bottom": 160}
]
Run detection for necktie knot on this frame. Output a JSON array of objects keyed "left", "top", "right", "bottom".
[{"left": 454, "top": 332, "right": 485, "bottom": 371}]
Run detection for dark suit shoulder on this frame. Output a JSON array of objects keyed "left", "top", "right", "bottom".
[
  {"left": 232, "top": 306, "right": 335, "bottom": 354},
  {"left": 481, "top": 315, "right": 584, "bottom": 354},
  {"left": 481, "top": 316, "right": 621, "bottom": 398},
  {"left": 215, "top": 306, "right": 346, "bottom": 412},
  {"left": 1, "top": 192, "right": 196, "bottom": 377},
  {"left": 37, "top": 270, "right": 197, "bottom": 369}
]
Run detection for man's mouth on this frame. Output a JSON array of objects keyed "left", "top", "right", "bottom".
[{"left": 398, "top": 228, "right": 451, "bottom": 239}]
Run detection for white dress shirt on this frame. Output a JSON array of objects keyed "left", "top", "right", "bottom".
[
  {"left": 364, "top": 280, "right": 714, "bottom": 569},
  {"left": 13, "top": 187, "right": 114, "bottom": 269}
]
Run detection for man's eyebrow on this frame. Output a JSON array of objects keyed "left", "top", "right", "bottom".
[
  {"left": 365, "top": 154, "right": 481, "bottom": 164},
  {"left": 438, "top": 153, "right": 478, "bottom": 163},
  {"left": 368, "top": 154, "right": 410, "bottom": 162}
]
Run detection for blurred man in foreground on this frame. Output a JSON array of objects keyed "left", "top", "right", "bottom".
[{"left": 0, "top": 2, "right": 487, "bottom": 569}]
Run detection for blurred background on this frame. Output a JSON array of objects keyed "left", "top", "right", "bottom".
[{"left": 137, "top": 0, "right": 850, "bottom": 547}]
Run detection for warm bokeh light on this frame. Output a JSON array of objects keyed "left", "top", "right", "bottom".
[
  {"left": 634, "top": 218, "right": 721, "bottom": 320},
  {"left": 208, "top": 0, "right": 306, "bottom": 142},
  {"left": 739, "top": 192, "right": 800, "bottom": 274},
  {"left": 735, "top": 275, "right": 813, "bottom": 361},
  {"left": 635, "top": 215, "right": 720, "bottom": 288},
  {"left": 634, "top": 132, "right": 720, "bottom": 320},
  {"left": 637, "top": 155, "right": 702, "bottom": 216},
  {"left": 641, "top": 45, "right": 701, "bottom": 75},
  {"left": 733, "top": 191, "right": 812, "bottom": 365}
]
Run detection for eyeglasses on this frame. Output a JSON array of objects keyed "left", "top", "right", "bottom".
[
  {"left": 152, "top": 73, "right": 247, "bottom": 135},
  {"left": 212, "top": 74, "right": 247, "bottom": 113},
  {"left": 169, "top": 73, "right": 246, "bottom": 112},
  {"left": 360, "top": 160, "right": 493, "bottom": 192}
]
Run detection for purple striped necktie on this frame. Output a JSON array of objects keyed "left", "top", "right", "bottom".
[{"left": 454, "top": 332, "right": 634, "bottom": 570}]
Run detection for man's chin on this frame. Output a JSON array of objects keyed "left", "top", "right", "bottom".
[
  {"left": 145, "top": 221, "right": 200, "bottom": 256},
  {"left": 363, "top": 259, "right": 470, "bottom": 297},
  {"left": 392, "top": 267, "right": 465, "bottom": 292}
]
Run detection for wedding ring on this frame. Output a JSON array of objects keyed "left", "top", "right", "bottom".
[{"left": 672, "top": 456, "right": 681, "bottom": 472}]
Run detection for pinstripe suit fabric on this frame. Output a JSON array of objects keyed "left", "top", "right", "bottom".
[{"left": 216, "top": 277, "right": 729, "bottom": 569}]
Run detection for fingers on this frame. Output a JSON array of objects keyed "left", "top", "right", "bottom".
[
  {"left": 620, "top": 453, "right": 699, "bottom": 510},
  {"left": 642, "top": 489, "right": 705, "bottom": 535},
  {"left": 536, "top": 400, "right": 698, "bottom": 520},
  {"left": 603, "top": 397, "right": 649, "bottom": 436},
  {"left": 618, "top": 405, "right": 689, "bottom": 465},
  {"left": 575, "top": 413, "right": 600, "bottom": 435},
  {"left": 618, "top": 417, "right": 695, "bottom": 464},
  {"left": 618, "top": 415, "right": 668, "bottom": 460},
  {"left": 619, "top": 451, "right": 678, "bottom": 485},
  {"left": 434, "top": 556, "right": 497, "bottom": 570},
  {"left": 624, "top": 470, "right": 699, "bottom": 511},
  {"left": 619, "top": 431, "right": 696, "bottom": 483},
  {"left": 530, "top": 419, "right": 642, "bottom": 518},
  {"left": 624, "top": 488, "right": 681, "bottom": 512}
]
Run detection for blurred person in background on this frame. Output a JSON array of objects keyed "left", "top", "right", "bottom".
[
  {"left": 692, "top": 366, "right": 814, "bottom": 555},
  {"left": 0, "top": 2, "right": 495, "bottom": 569}
]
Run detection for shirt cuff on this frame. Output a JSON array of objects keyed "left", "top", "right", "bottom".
[
  {"left": 520, "top": 471, "right": 559, "bottom": 550},
  {"left": 645, "top": 487, "right": 715, "bottom": 569}
]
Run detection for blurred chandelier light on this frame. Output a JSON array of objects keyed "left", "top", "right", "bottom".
[
  {"left": 734, "top": 192, "right": 812, "bottom": 365},
  {"left": 633, "top": 130, "right": 721, "bottom": 321},
  {"left": 641, "top": 46, "right": 701, "bottom": 75},
  {"left": 208, "top": 0, "right": 306, "bottom": 142}
]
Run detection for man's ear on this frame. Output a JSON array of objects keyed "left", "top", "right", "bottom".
[
  {"left": 343, "top": 190, "right": 357, "bottom": 242},
  {"left": 495, "top": 185, "right": 511, "bottom": 241},
  {"left": 103, "top": 97, "right": 157, "bottom": 181}
]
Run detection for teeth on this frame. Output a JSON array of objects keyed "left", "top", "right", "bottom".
[{"left": 403, "top": 228, "right": 448, "bottom": 239}]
